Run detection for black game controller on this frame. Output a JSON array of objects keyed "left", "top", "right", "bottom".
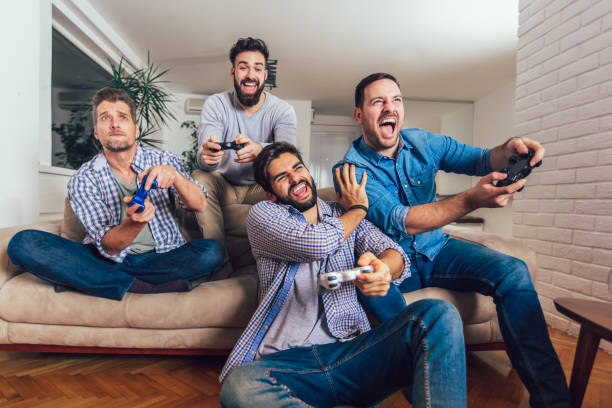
[
  {"left": 211, "top": 141, "right": 245, "bottom": 152},
  {"left": 496, "top": 148, "right": 542, "bottom": 191}
]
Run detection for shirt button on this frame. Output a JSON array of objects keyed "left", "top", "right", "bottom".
[
  {"left": 404, "top": 184, "right": 408, "bottom": 188},
  {"left": 277, "top": 302, "right": 281, "bottom": 307},
  {"left": 417, "top": 181, "right": 421, "bottom": 184},
  {"left": 264, "top": 325, "right": 269, "bottom": 329}
]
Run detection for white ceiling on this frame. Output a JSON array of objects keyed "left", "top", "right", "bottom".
[{"left": 88, "top": 0, "right": 519, "bottom": 116}]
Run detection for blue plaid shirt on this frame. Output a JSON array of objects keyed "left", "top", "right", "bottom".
[
  {"left": 220, "top": 198, "right": 410, "bottom": 382},
  {"left": 67, "top": 146, "right": 207, "bottom": 262}
]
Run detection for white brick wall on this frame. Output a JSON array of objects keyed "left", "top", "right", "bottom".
[{"left": 516, "top": 0, "right": 612, "bottom": 353}]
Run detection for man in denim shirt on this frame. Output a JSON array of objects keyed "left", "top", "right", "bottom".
[
  {"left": 220, "top": 143, "right": 467, "bottom": 408},
  {"left": 334, "top": 73, "right": 570, "bottom": 407}
]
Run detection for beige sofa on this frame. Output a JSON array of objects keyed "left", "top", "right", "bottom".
[{"left": 0, "top": 188, "right": 537, "bottom": 354}]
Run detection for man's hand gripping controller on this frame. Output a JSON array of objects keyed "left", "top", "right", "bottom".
[
  {"left": 129, "top": 175, "right": 158, "bottom": 213},
  {"left": 495, "top": 148, "right": 542, "bottom": 192},
  {"left": 319, "top": 265, "right": 374, "bottom": 290}
]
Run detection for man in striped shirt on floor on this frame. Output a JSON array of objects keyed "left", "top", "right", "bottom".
[{"left": 219, "top": 142, "right": 467, "bottom": 408}]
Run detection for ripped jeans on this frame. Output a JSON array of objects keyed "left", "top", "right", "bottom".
[{"left": 220, "top": 299, "right": 466, "bottom": 408}]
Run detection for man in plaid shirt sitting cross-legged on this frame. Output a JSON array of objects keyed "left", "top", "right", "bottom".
[
  {"left": 219, "top": 142, "right": 467, "bottom": 408},
  {"left": 8, "top": 88, "right": 224, "bottom": 300}
]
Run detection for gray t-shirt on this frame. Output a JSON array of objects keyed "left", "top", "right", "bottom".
[
  {"left": 109, "top": 170, "right": 156, "bottom": 255},
  {"left": 196, "top": 91, "right": 297, "bottom": 185},
  {"left": 256, "top": 260, "right": 337, "bottom": 359}
]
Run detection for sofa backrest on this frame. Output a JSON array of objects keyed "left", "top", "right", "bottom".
[{"left": 60, "top": 198, "right": 86, "bottom": 242}]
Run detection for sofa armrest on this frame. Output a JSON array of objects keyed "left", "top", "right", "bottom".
[
  {"left": 442, "top": 225, "right": 538, "bottom": 283},
  {"left": 0, "top": 221, "right": 62, "bottom": 289}
]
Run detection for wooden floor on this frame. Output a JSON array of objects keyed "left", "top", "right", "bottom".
[{"left": 0, "top": 328, "right": 610, "bottom": 407}]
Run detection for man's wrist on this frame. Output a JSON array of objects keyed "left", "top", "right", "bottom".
[{"left": 348, "top": 204, "right": 368, "bottom": 214}]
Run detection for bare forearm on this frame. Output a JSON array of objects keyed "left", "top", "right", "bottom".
[
  {"left": 489, "top": 142, "right": 512, "bottom": 171},
  {"left": 339, "top": 207, "right": 367, "bottom": 240},
  {"left": 404, "top": 192, "right": 477, "bottom": 235},
  {"left": 379, "top": 249, "right": 405, "bottom": 280},
  {"left": 173, "top": 174, "right": 207, "bottom": 212},
  {"left": 101, "top": 221, "right": 146, "bottom": 255}
]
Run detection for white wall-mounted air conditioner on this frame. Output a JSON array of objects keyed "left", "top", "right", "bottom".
[{"left": 185, "top": 97, "right": 206, "bottom": 115}]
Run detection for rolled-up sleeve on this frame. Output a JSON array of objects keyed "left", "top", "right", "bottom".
[
  {"left": 334, "top": 163, "right": 410, "bottom": 237},
  {"left": 161, "top": 150, "right": 208, "bottom": 208},
  {"left": 68, "top": 174, "right": 128, "bottom": 262},
  {"left": 431, "top": 132, "right": 492, "bottom": 176}
]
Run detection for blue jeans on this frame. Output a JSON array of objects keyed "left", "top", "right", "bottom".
[
  {"left": 7, "top": 229, "right": 224, "bottom": 300},
  {"left": 360, "top": 238, "right": 571, "bottom": 408},
  {"left": 220, "top": 299, "right": 466, "bottom": 408}
]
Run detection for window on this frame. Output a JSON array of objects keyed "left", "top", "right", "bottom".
[{"left": 51, "top": 29, "right": 111, "bottom": 169}]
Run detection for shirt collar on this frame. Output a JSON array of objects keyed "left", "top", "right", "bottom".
[
  {"left": 131, "top": 146, "right": 147, "bottom": 173},
  {"left": 355, "top": 133, "right": 410, "bottom": 165},
  {"left": 276, "top": 197, "right": 333, "bottom": 219},
  {"left": 90, "top": 146, "right": 146, "bottom": 173}
]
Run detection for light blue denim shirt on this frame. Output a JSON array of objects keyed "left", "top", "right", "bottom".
[{"left": 334, "top": 128, "right": 492, "bottom": 261}]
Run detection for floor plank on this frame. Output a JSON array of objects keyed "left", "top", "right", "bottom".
[{"left": 0, "top": 327, "right": 610, "bottom": 407}]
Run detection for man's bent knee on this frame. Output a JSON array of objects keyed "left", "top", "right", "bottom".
[
  {"left": 220, "top": 365, "right": 266, "bottom": 408},
  {"left": 405, "top": 299, "right": 463, "bottom": 341},
  {"left": 8, "top": 229, "right": 46, "bottom": 266},
  {"left": 495, "top": 256, "right": 534, "bottom": 293},
  {"left": 191, "top": 239, "right": 224, "bottom": 271}
]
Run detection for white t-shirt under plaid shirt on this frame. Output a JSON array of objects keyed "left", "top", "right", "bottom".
[
  {"left": 219, "top": 198, "right": 411, "bottom": 382},
  {"left": 67, "top": 146, "right": 207, "bottom": 263}
]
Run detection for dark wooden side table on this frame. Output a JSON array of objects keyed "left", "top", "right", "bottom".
[{"left": 554, "top": 297, "right": 612, "bottom": 408}]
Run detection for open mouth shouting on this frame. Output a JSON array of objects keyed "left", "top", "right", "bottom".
[
  {"left": 379, "top": 116, "right": 397, "bottom": 139},
  {"left": 240, "top": 78, "right": 260, "bottom": 94},
  {"left": 290, "top": 180, "right": 312, "bottom": 201}
]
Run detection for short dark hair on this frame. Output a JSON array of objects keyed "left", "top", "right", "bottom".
[
  {"left": 92, "top": 88, "right": 137, "bottom": 124},
  {"left": 229, "top": 37, "right": 269, "bottom": 66},
  {"left": 354, "top": 73, "right": 400, "bottom": 108},
  {"left": 254, "top": 142, "right": 304, "bottom": 193}
]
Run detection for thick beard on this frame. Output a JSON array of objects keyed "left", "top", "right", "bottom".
[
  {"left": 233, "top": 77, "right": 265, "bottom": 107},
  {"left": 274, "top": 179, "right": 318, "bottom": 212}
]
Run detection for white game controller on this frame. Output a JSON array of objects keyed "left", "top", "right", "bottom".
[{"left": 318, "top": 265, "right": 374, "bottom": 290}]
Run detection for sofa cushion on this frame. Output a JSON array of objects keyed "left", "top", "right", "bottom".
[
  {"left": 403, "top": 287, "right": 496, "bottom": 325},
  {"left": 0, "top": 273, "right": 128, "bottom": 327},
  {"left": 0, "top": 272, "right": 257, "bottom": 330},
  {"left": 6, "top": 323, "right": 244, "bottom": 350},
  {"left": 60, "top": 198, "right": 86, "bottom": 242}
]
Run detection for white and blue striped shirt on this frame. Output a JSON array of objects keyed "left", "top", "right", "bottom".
[
  {"left": 67, "top": 146, "right": 206, "bottom": 263},
  {"left": 219, "top": 198, "right": 410, "bottom": 382}
]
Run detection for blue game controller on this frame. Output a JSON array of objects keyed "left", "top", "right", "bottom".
[{"left": 129, "top": 175, "right": 158, "bottom": 213}]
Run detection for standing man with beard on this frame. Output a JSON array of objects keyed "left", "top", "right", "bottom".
[
  {"left": 219, "top": 142, "right": 467, "bottom": 408},
  {"left": 193, "top": 37, "right": 297, "bottom": 260}
]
